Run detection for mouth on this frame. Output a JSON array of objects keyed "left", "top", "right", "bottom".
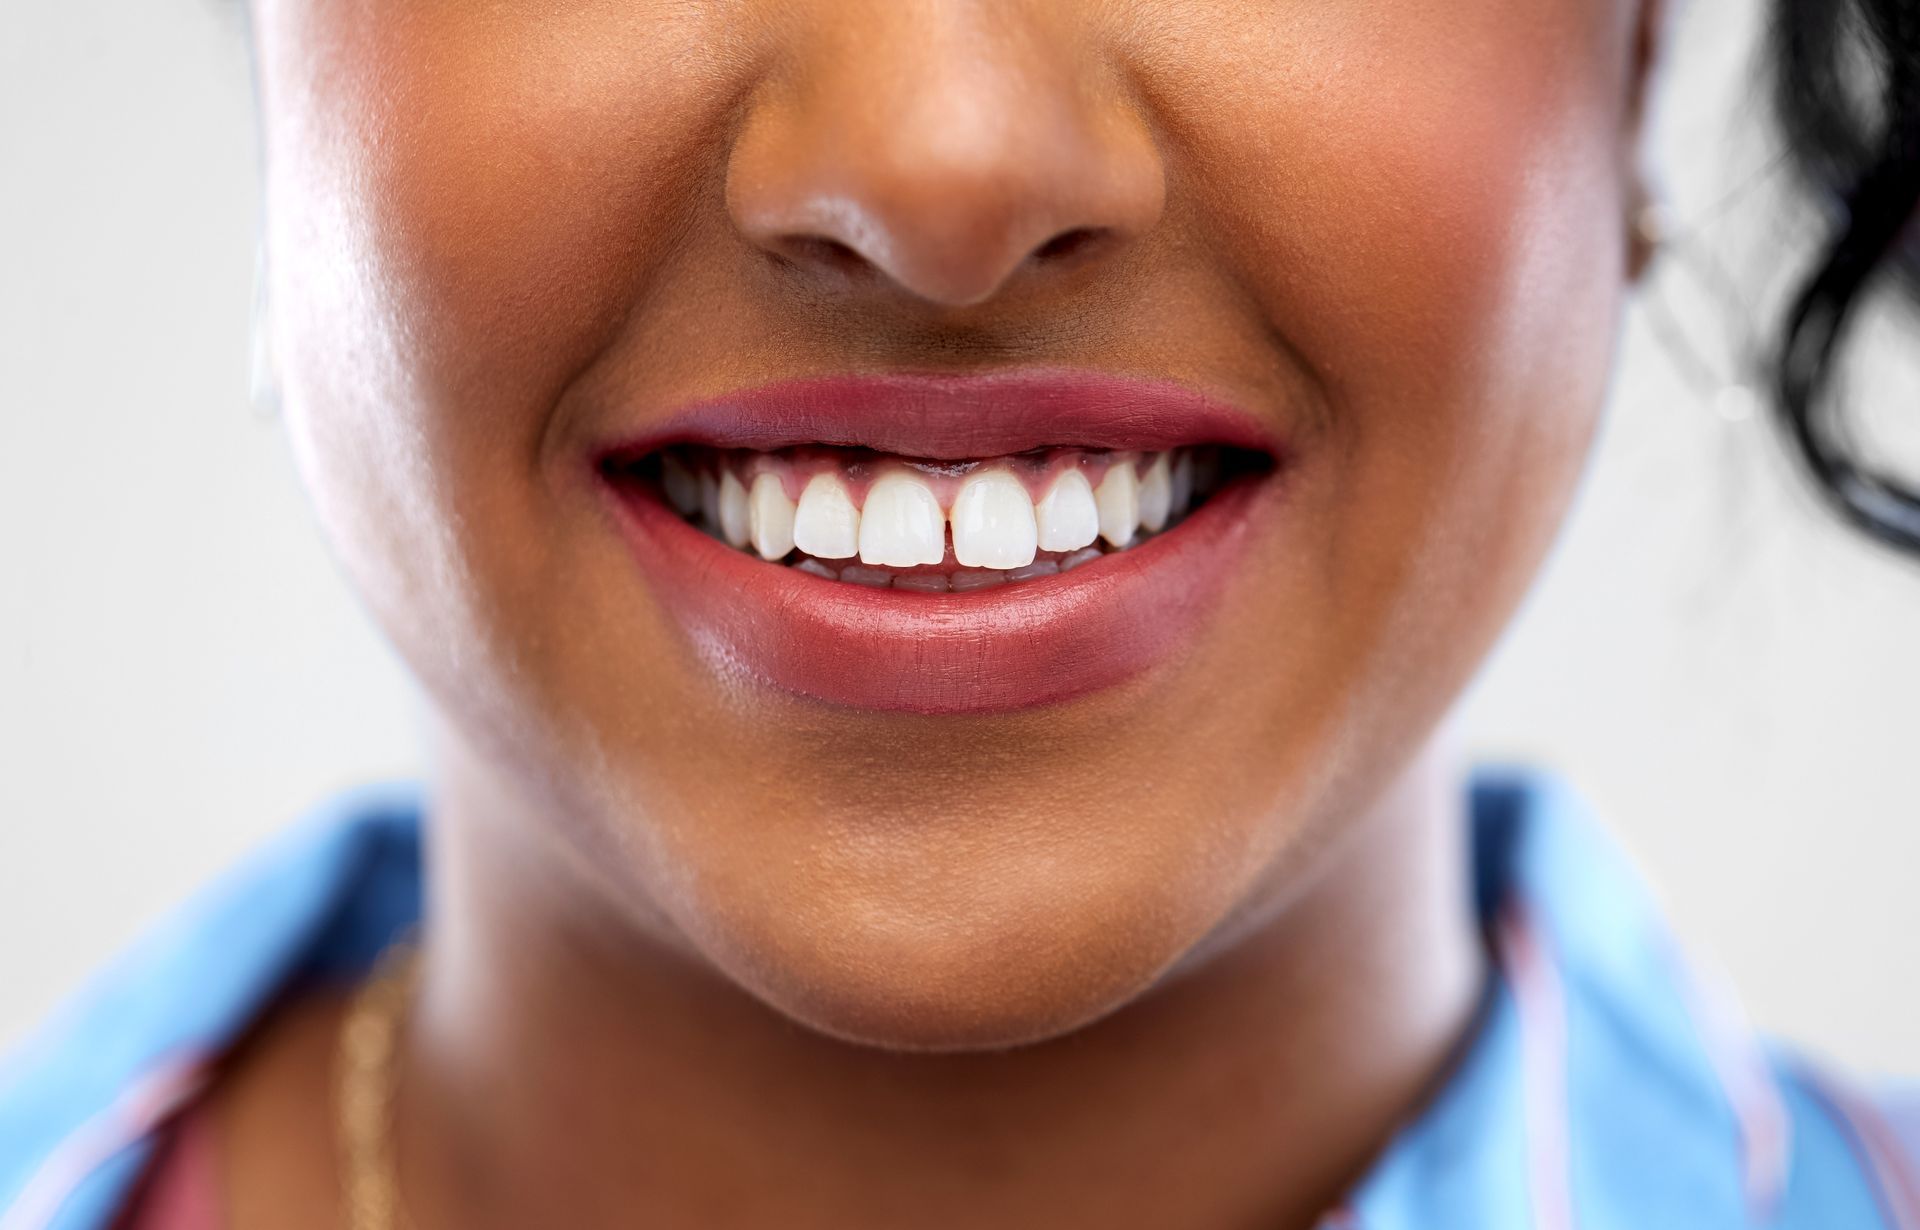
[
  {"left": 594, "top": 368, "right": 1284, "bottom": 714},
  {"left": 606, "top": 441, "right": 1250, "bottom": 588}
]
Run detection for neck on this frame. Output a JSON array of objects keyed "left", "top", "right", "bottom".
[{"left": 401, "top": 734, "right": 1486, "bottom": 1230}]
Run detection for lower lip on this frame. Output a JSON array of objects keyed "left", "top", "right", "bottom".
[{"left": 600, "top": 474, "right": 1267, "bottom": 715}]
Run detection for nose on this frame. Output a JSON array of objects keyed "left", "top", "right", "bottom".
[{"left": 725, "top": 4, "right": 1166, "bottom": 309}]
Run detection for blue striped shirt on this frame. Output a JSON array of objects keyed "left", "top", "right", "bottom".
[{"left": 2, "top": 767, "right": 1915, "bottom": 1229}]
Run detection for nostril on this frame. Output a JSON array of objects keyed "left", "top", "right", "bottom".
[
  {"left": 791, "top": 227, "right": 1105, "bottom": 273},
  {"left": 777, "top": 234, "right": 870, "bottom": 276},
  {"left": 1032, "top": 227, "right": 1105, "bottom": 264}
]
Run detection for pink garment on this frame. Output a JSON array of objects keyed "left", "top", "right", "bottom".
[{"left": 114, "top": 1099, "right": 224, "bottom": 1230}]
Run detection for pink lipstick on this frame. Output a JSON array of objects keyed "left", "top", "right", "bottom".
[{"left": 593, "top": 367, "right": 1284, "bottom": 714}]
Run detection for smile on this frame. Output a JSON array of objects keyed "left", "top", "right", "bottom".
[
  {"left": 594, "top": 368, "right": 1284, "bottom": 714},
  {"left": 611, "top": 443, "right": 1237, "bottom": 590}
]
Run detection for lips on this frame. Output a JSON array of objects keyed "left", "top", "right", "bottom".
[{"left": 593, "top": 368, "right": 1284, "bottom": 714}]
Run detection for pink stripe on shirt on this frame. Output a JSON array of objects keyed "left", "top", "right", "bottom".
[{"left": 112, "top": 1100, "right": 223, "bottom": 1230}]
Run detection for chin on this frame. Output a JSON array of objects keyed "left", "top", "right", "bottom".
[
  {"left": 720, "top": 935, "right": 1174, "bottom": 1055},
  {"left": 678, "top": 854, "right": 1223, "bottom": 1053}
]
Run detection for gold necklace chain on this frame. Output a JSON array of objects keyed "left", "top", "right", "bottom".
[{"left": 336, "top": 941, "right": 422, "bottom": 1230}]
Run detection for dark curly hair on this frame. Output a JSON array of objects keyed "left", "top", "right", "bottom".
[{"left": 1772, "top": 0, "right": 1920, "bottom": 555}]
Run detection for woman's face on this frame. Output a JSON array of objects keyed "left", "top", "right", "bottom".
[{"left": 253, "top": 0, "right": 1649, "bottom": 1048}]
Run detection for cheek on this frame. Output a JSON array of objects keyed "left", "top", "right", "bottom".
[
  {"left": 256, "top": 1, "right": 747, "bottom": 712},
  {"left": 262, "top": 0, "right": 739, "bottom": 446},
  {"left": 1168, "top": 0, "right": 1630, "bottom": 690},
  {"left": 1062, "top": 5, "right": 1636, "bottom": 857}
]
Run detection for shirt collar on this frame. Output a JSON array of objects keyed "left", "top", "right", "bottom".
[{"left": 1339, "top": 767, "right": 1790, "bottom": 1230}]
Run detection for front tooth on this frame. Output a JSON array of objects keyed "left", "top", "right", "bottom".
[
  {"left": 1094, "top": 457, "right": 1140, "bottom": 548},
  {"left": 859, "top": 472, "right": 947, "bottom": 567},
  {"left": 1034, "top": 469, "right": 1099, "bottom": 552},
  {"left": 793, "top": 473, "right": 860, "bottom": 559},
  {"left": 1138, "top": 453, "right": 1172, "bottom": 532},
  {"left": 749, "top": 472, "right": 796, "bottom": 561},
  {"left": 662, "top": 455, "right": 701, "bottom": 515},
  {"left": 951, "top": 469, "right": 1038, "bottom": 569},
  {"left": 718, "top": 471, "right": 751, "bottom": 548}
]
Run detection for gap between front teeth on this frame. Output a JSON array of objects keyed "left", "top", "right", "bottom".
[{"left": 660, "top": 448, "right": 1209, "bottom": 583}]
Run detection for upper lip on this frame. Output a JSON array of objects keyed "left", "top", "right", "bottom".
[{"left": 594, "top": 366, "right": 1286, "bottom": 463}]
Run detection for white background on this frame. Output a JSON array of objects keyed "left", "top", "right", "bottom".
[{"left": 3, "top": 0, "right": 1917, "bottom": 1072}]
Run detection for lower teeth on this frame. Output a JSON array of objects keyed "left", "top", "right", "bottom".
[
  {"left": 771, "top": 527, "right": 1168, "bottom": 592},
  {"left": 775, "top": 545, "right": 1119, "bottom": 593}
]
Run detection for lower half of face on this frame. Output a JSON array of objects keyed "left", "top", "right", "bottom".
[{"left": 258, "top": 0, "right": 1637, "bottom": 1048}]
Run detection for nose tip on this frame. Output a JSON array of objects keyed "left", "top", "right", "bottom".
[{"left": 725, "top": 22, "right": 1165, "bottom": 309}]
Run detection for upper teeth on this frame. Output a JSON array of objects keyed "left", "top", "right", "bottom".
[
  {"left": 1094, "top": 460, "right": 1138, "bottom": 549},
  {"left": 1139, "top": 453, "right": 1173, "bottom": 533},
  {"left": 659, "top": 448, "right": 1211, "bottom": 578},
  {"left": 859, "top": 472, "right": 949, "bottom": 567},
  {"left": 1034, "top": 469, "right": 1099, "bottom": 552},
  {"left": 951, "top": 470, "right": 1039, "bottom": 568},
  {"left": 717, "top": 471, "right": 752, "bottom": 550},
  {"left": 749, "top": 472, "right": 796, "bottom": 561},
  {"left": 794, "top": 473, "right": 861, "bottom": 559}
]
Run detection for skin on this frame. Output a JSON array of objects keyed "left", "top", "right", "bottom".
[{"left": 210, "top": 0, "right": 1666, "bottom": 1226}]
